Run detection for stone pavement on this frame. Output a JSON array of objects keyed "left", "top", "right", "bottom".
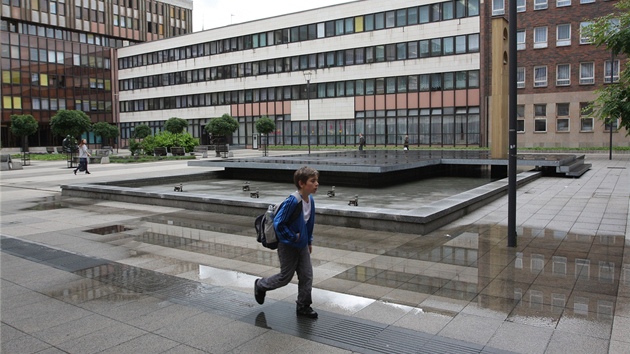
[{"left": 1, "top": 150, "right": 629, "bottom": 353}]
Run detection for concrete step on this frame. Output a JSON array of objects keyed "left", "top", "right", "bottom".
[{"left": 566, "top": 163, "right": 591, "bottom": 177}]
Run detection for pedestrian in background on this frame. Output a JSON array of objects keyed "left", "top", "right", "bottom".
[
  {"left": 74, "top": 139, "right": 91, "bottom": 175},
  {"left": 358, "top": 133, "right": 366, "bottom": 151}
]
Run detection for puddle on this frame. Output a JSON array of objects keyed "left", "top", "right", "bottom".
[
  {"left": 22, "top": 202, "right": 69, "bottom": 211},
  {"left": 85, "top": 225, "right": 132, "bottom": 235}
]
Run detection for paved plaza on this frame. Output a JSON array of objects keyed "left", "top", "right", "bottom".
[{"left": 1, "top": 149, "right": 629, "bottom": 353}]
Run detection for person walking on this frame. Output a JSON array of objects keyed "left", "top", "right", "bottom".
[
  {"left": 73, "top": 139, "right": 91, "bottom": 175},
  {"left": 358, "top": 133, "right": 366, "bottom": 151},
  {"left": 403, "top": 135, "right": 409, "bottom": 151},
  {"left": 254, "top": 166, "right": 319, "bottom": 319}
]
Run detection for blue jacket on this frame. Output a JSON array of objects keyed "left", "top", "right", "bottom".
[{"left": 274, "top": 193, "right": 315, "bottom": 249}]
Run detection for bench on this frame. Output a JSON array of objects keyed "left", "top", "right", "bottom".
[
  {"left": 0, "top": 154, "right": 23, "bottom": 170},
  {"left": 215, "top": 144, "right": 229, "bottom": 158},
  {"left": 193, "top": 145, "right": 209, "bottom": 157},
  {"left": 170, "top": 147, "right": 186, "bottom": 156},
  {"left": 348, "top": 195, "right": 359, "bottom": 206},
  {"left": 46, "top": 147, "right": 55, "bottom": 154},
  {"left": 28, "top": 147, "right": 47, "bottom": 154},
  {"left": 72, "top": 149, "right": 110, "bottom": 164},
  {"left": 154, "top": 147, "right": 167, "bottom": 156},
  {"left": 56, "top": 146, "right": 64, "bottom": 153}
]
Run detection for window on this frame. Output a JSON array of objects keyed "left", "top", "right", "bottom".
[
  {"left": 580, "top": 102, "right": 594, "bottom": 132},
  {"left": 517, "top": 0, "right": 526, "bottom": 12},
  {"left": 492, "top": 0, "right": 505, "bottom": 15},
  {"left": 534, "top": 0, "right": 548, "bottom": 10},
  {"left": 556, "top": 64, "right": 571, "bottom": 86},
  {"left": 534, "top": 104, "right": 547, "bottom": 132},
  {"left": 580, "top": 62, "right": 594, "bottom": 84},
  {"left": 534, "top": 66, "right": 548, "bottom": 87},
  {"left": 517, "top": 67, "right": 525, "bottom": 88},
  {"left": 517, "top": 105, "right": 525, "bottom": 132},
  {"left": 604, "top": 60, "right": 620, "bottom": 83},
  {"left": 580, "top": 22, "right": 592, "bottom": 44},
  {"left": 557, "top": 24, "right": 571, "bottom": 46},
  {"left": 534, "top": 27, "right": 548, "bottom": 48},
  {"left": 517, "top": 30, "right": 526, "bottom": 50},
  {"left": 604, "top": 118, "right": 619, "bottom": 132},
  {"left": 557, "top": 103, "right": 570, "bottom": 132},
  {"left": 535, "top": 118, "right": 547, "bottom": 132},
  {"left": 557, "top": 0, "right": 571, "bottom": 7},
  {"left": 469, "top": 34, "right": 480, "bottom": 52}
]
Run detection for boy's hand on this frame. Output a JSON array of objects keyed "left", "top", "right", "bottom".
[{"left": 308, "top": 245, "right": 312, "bottom": 254}]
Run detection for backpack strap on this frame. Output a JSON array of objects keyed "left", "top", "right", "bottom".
[{"left": 287, "top": 191, "right": 303, "bottom": 223}]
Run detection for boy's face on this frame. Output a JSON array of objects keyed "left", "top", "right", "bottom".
[{"left": 300, "top": 176, "right": 319, "bottom": 196}]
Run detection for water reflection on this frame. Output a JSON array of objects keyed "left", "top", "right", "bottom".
[
  {"left": 328, "top": 224, "right": 626, "bottom": 321},
  {"left": 48, "top": 214, "right": 621, "bottom": 329}
]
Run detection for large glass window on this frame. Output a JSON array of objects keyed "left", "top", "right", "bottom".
[
  {"left": 604, "top": 60, "right": 620, "bottom": 83},
  {"left": 492, "top": 0, "right": 505, "bottom": 15},
  {"left": 534, "top": 0, "right": 548, "bottom": 10},
  {"left": 533, "top": 27, "right": 548, "bottom": 48},
  {"left": 580, "top": 22, "right": 592, "bottom": 44},
  {"left": 534, "top": 66, "right": 547, "bottom": 87},
  {"left": 580, "top": 102, "right": 594, "bottom": 132},
  {"left": 557, "top": 24, "right": 571, "bottom": 46},
  {"left": 580, "top": 62, "right": 594, "bottom": 84},
  {"left": 557, "top": 64, "right": 570, "bottom": 86},
  {"left": 516, "top": 30, "right": 525, "bottom": 50}
]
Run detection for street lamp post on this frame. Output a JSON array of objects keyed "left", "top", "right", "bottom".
[
  {"left": 609, "top": 51, "right": 614, "bottom": 160},
  {"left": 304, "top": 71, "right": 312, "bottom": 154}
]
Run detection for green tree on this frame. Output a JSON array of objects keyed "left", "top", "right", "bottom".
[
  {"left": 50, "top": 110, "right": 92, "bottom": 139},
  {"left": 132, "top": 124, "right": 152, "bottom": 139},
  {"left": 255, "top": 116, "right": 275, "bottom": 156},
  {"left": 204, "top": 114, "right": 239, "bottom": 145},
  {"left": 163, "top": 117, "right": 188, "bottom": 146},
  {"left": 10, "top": 114, "right": 38, "bottom": 152},
  {"left": 92, "top": 122, "right": 119, "bottom": 148},
  {"left": 587, "top": 0, "right": 630, "bottom": 134}
]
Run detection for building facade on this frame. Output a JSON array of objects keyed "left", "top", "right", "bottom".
[
  {"left": 117, "top": 0, "right": 484, "bottom": 148},
  {"left": 116, "top": 0, "right": 627, "bottom": 150},
  {"left": 1, "top": 0, "right": 192, "bottom": 148},
  {"left": 483, "top": 0, "right": 628, "bottom": 148}
]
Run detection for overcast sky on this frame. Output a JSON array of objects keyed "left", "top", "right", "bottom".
[{"left": 192, "top": 0, "right": 355, "bottom": 32}]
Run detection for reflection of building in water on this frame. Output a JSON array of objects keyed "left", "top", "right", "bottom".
[
  {"left": 345, "top": 224, "right": 627, "bottom": 320},
  {"left": 475, "top": 226, "right": 623, "bottom": 320}
]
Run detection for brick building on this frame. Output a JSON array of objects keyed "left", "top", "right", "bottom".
[{"left": 482, "top": 0, "right": 628, "bottom": 148}]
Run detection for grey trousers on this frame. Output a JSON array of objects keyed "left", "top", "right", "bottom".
[{"left": 258, "top": 242, "right": 313, "bottom": 308}]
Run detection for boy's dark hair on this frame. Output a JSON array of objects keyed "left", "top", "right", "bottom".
[{"left": 294, "top": 166, "right": 319, "bottom": 189}]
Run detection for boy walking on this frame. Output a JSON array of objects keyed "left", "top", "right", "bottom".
[{"left": 255, "top": 166, "right": 319, "bottom": 318}]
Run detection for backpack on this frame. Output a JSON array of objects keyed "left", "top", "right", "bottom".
[{"left": 255, "top": 192, "right": 302, "bottom": 249}]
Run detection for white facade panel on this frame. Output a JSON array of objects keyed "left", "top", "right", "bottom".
[
  {"left": 292, "top": 97, "right": 355, "bottom": 121},
  {"left": 120, "top": 105, "right": 230, "bottom": 123}
]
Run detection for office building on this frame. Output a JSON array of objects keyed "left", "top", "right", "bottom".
[
  {"left": 117, "top": 0, "right": 627, "bottom": 149},
  {"left": 1, "top": 0, "right": 192, "bottom": 148}
]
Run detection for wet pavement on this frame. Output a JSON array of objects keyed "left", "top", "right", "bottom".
[{"left": 1, "top": 149, "right": 629, "bottom": 353}]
